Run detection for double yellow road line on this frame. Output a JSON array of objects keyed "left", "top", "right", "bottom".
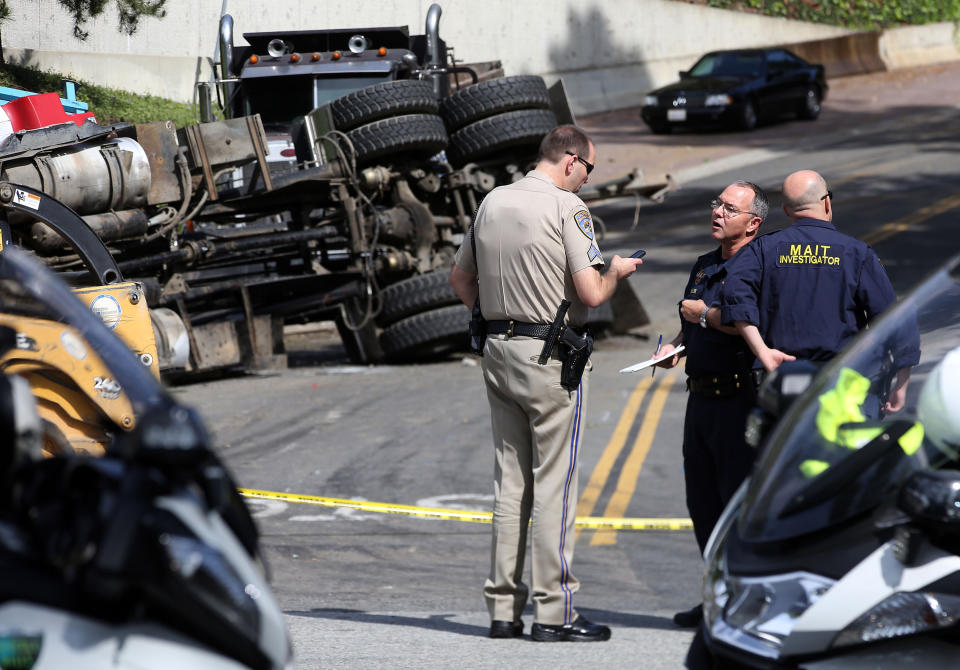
[
  {"left": 239, "top": 371, "right": 690, "bottom": 534},
  {"left": 860, "top": 191, "right": 960, "bottom": 247},
  {"left": 577, "top": 373, "right": 687, "bottom": 544}
]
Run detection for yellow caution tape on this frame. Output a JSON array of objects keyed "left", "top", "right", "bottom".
[{"left": 238, "top": 488, "right": 693, "bottom": 531}]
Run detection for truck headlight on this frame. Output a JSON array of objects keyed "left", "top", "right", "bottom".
[
  {"left": 833, "top": 592, "right": 960, "bottom": 648},
  {"left": 644, "top": 95, "right": 658, "bottom": 106},
  {"left": 705, "top": 94, "right": 732, "bottom": 106}
]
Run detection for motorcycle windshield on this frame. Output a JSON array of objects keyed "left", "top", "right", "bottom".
[
  {"left": 740, "top": 255, "right": 960, "bottom": 542},
  {"left": 0, "top": 246, "right": 171, "bottom": 415}
]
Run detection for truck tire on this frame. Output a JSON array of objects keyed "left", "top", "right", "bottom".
[
  {"left": 347, "top": 114, "right": 448, "bottom": 166},
  {"left": 447, "top": 108, "right": 557, "bottom": 166},
  {"left": 380, "top": 304, "right": 470, "bottom": 360},
  {"left": 376, "top": 271, "right": 459, "bottom": 327},
  {"left": 329, "top": 80, "right": 439, "bottom": 131},
  {"left": 440, "top": 75, "right": 551, "bottom": 131}
]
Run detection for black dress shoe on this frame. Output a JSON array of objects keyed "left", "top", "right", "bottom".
[
  {"left": 489, "top": 620, "right": 524, "bottom": 638},
  {"left": 672, "top": 603, "right": 703, "bottom": 628},
  {"left": 530, "top": 615, "right": 611, "bottom": 642}
]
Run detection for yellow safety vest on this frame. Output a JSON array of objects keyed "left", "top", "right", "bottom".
[{"left": 801, "top": 367, "right": 923, "bottom": 478}]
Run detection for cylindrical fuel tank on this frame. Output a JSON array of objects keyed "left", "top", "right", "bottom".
[
  {"left": 29, "top": 209, "right": 150, "bottom": 251},
  {"left": 3, "top": 136, "right": 151, "bottom": 215}
]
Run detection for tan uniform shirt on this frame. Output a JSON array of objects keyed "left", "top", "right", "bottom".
[{"left": 454, "top": 169, "right": 604, "bottom": 327}]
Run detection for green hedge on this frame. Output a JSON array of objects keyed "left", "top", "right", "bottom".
[
  {"left": 0, "top": 62, "right": 196, "bottom": 126},
  {"left": 699, "top": 0, "right": 960, "bottom": 30}
]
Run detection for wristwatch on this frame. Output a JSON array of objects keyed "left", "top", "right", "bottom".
[{"left": 699, "top": 306, "right": 709, "bottom": 329}]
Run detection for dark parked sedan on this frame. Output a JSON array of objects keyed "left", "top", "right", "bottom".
[{"left": 640, "top": 48, "right": 827, "bottom": 133}]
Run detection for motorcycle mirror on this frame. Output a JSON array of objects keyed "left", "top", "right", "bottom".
[{"left": 898, "top": 469, "right": 960, "bottom": 529}]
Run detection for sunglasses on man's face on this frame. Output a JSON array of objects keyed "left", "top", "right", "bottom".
[{"left": 565, "top": 151, "right": 594, "bottom": 175}]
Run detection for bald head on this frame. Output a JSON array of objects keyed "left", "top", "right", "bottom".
[{"left": 781, "top": 170, "right": 831, "bottom": 221}]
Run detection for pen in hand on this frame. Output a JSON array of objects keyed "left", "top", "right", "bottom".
[{"left": 652, "top": 333, "right": 662, "bottom": 378}]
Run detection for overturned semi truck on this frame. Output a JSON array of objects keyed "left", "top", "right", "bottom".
[
  {"left": 0, "top": 3, "right": 671, "bottom": 375},
  {"left": 205, "top": 3, "right": 670, "bottom": 364}
]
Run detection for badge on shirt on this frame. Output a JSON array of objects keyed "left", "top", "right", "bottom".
[
  {"left": 776, "top": 242, "right": 843, "bottom": 268},
  {"left": 574, "top": 209, "right": 594, "bottom": 240},
  {"left": 695, "top": 269, "right": 706, "bottom": 284}
]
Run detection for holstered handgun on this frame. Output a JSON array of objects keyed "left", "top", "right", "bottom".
[
  {"left": 538, "top": 300, "right": 571, "bottom": 365},
  {"left": 469, "top": 298, "right": 486, "bottom": 356},
  {"left": 559, "top": 326, "right": 593, "bottom": 391}
]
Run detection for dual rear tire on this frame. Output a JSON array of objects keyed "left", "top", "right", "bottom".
[
  {"left": 441, "top": 76, "right": 557, "bottom": 167},
  {"left": 375, "top": 271, "right": 466, "bottom": 362}
]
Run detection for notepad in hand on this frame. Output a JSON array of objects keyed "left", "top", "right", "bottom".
[{"left": 619, "top": 345, "right": 685, "bottom": 374}]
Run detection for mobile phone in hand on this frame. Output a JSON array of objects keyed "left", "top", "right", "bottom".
[{"left": 630, "top": 249, "right": 647, "bottom": 259}]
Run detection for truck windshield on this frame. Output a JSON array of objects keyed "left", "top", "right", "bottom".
[
  {"left": 241, "top": 73, "right": 395, "bottom": 127},
  {"left": 313, "top": 74, "right": 395, "bottom": 107}
]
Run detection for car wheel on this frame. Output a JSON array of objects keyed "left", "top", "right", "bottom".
[
  {"left": 798, "top": 86, "right": 821, "bottom": 120},
  {"left": 739, "top": 101, "right": 758, "bottom": 131}
]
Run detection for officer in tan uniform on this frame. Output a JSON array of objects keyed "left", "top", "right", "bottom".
[{"left": 449, "top": 125, "right": 643, "bottom": 642}]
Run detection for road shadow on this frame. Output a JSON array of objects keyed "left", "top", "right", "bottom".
[
  {"left": 285, "top": 608, "right": 489, "bottom": 637},
  {"left": 577, "top": 606, "right": 678, "bottom": 631},
  {"left": 595, "top": 165, "right": 960, "bottom": 294},
  {"left": 286, "top": 605, "right": 679, "bottom": 636}
]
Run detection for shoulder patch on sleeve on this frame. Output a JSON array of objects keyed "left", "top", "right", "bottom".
[
  {"left": 588, "top": 244, "right": 603, "bottom": 263},
  {"left": 574, "top": 209, "right": 595, "bottom": 240}
]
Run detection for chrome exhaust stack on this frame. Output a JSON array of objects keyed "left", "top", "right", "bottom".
[{"left": 425, "top": 3, "right": 444, "bottom": 98}]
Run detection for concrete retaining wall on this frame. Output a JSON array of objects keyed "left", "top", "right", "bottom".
[
  {"left": 4, "top": 1, "right": 958, "bottom": 115},
  {"left": 786, "top": 33, "right": 886, "bottom": 78},
  {"left": 786, "top": 21, "right": 960, "bottom": 79},
  {"left": 879, "top": 21, "right": 960, "bottom": 70},
  {"left": 4, "top": 0, "right": 852, "bottom": 114}
]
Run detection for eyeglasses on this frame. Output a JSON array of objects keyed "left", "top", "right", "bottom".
[
  {"left": 710, "top": 198, "right": 757, "bottom": 218},
  {"left": 820, "top": 191, "right": 833, "bottom": 201},
  {"left": 565, "top": 151, "right": 594, "bottom": 175}
]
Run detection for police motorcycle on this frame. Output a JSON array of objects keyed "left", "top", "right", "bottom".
[
  {"left": 0, "top": 247, "right": 292, "bottom": 669},
  {"left": 697, "top": 254, "right": 960, "bottom": 669}
]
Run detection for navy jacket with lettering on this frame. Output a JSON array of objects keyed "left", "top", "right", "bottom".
[
  {"left": 682, "top": 247, "right": 755, "bottom": 377},
  {"left": 720, "top": 218, "right": 898, "bottom": 362}
]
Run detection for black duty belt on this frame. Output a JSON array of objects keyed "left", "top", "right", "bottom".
[
  {"left": 485, "top": 319, "right": 553, "bottom": 339},
  {"left": 687, "top": 369, "right": 762, "bottom": 397}
]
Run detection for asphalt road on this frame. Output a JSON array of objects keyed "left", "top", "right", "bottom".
[{"left": 174, "top": 64, "right": 960, "bottom": 670}]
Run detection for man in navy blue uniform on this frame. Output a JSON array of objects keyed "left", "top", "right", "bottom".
[
  {"left": 721, "top": 170, "right": 911, "bottom": 412},
  {"left": 654, "top": 180, "right": 769, "bottom": 628}
]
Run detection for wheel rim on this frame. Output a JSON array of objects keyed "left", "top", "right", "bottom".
[
  {"left": 806, "top": 89, "right": 820, "bottom": 115},
  {"left": 744, "top": 103, "right": 757, "bottom": 128}
]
